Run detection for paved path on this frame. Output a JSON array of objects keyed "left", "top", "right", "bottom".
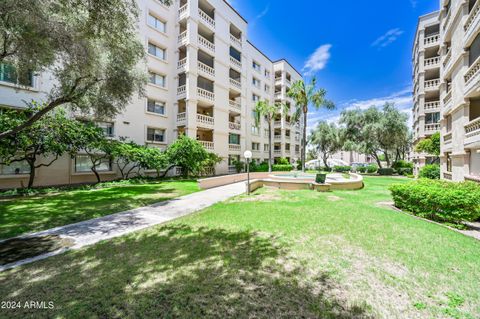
[{"left": 0, "top": 182, "right": 246, "bottom": 271}]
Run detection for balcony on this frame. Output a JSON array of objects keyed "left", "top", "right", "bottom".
[
  {"left": 229, "top": 144, "right": 241, "bottom": 152},
  {"left": 274, "top": 121, "right": 282, "bottom": 127},
  {"left": 178, "top": 3, "right": 188, "bottom": 19},
  {"left": 444, "top": 172, "right": 453, "bottom": 180},
  {"left": 177, "top": 58, "right": 187, "bottom": 71},
  {"left": 198, "top": 35, "right": 215, "bottom": 53},
  {"left": 274, "top": 92, "right": 282, "bottom": 100},
  {"left": 197, "top": 87, "right": 215, "bottom": 102},
  {"left": 424, "top": 101, "right": 440, "bottom": 111},
  {"left": 198, "top": 9, "right": 215, "bottom": 29},
  {"left": 230, "top": 56, "right": 242, "bottom": 69},
  {"left": 465, "top": 117, "right": 480, "bottom": 145},
  {"left": 424, "top": 56, "right": 440, "bottom": 68},
  {"left": 274, "top": 150, "right": 281, "bottom": 156},
  {"left": 177, "top": 85, "right": 187, "bottom": 97},
  {"left": 444, "top": 132, "right": 452, "bottom": 144},
  {"left": 178, "top": 31, "right": 188, "bottom": 45},
  {"left": 199, "top": 140, "right": 214, "bottom": 151},
  {"left": 229, "top": 78, "right": 241, "bottom": 90},
  {"left": 196, "top": 113, "right": 214, "bottom": 127},
  {"left": 274, "top": 135, "right": 282, "bottom": 141},
  {"left": 424, "top": 34, "right": 439, "bottom": 47},
  {"left": 443, "top": 49, "right": 452, "bottom": 73},
  {"left": 424, "top": 123, "right": 440, "bottom": 133},
  {"left": 443, "top": 90, "right": 453, "bottom": 110},
  {"left": 177, "top": 112, "right": 187, "bottom": 125},
  {"left": 443, "top": 10, "right": 452, "bottom": 32},
  {"left": 229, "top": 100, "right": 241, "bottom": 111},
  {"left": 464, "top": 57, "right": 480, "bottom": 96},
  {"left": 465, "top": 1, "right": 480, "bottom": 45},
  {"left": 198, "top": 61, "right": 215, "bottom": 77},
  {"left": 229, "top": 122, "right": 241, "bottom": 131},
  {"left": 230, "top": 34, "right": 242, "bottom": 48},
  {"left": 424, "top": 79, "right": 440, "bottom": 91}
]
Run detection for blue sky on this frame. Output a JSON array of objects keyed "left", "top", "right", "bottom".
[{"left": 227, "top": 0, "right": 439, "bottom": 130}]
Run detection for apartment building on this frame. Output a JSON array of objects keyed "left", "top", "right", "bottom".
[
  {"left": 0, "top": 0, "right": 303, "bottom": 188},
  {"left": 412, "top": 0, "right": 480, "bottom": 182},
  {"left": 412, "top": 12, "right": 442, "bottom": 175}
]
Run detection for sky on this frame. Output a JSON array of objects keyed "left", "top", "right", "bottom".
[{"left": 226, "top": 0, "right": 439, "bottom": 131}]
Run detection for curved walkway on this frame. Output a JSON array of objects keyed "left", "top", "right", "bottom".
[{"left": 0, "top": 182, "right": 246, "bottom": 271}]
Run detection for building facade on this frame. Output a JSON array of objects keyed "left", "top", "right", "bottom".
[
  {"left": 0, "top": 0, "right": 303, "bottom": 188},
  {"left": 413, "top": 0, "right": 480, "bottom": 182}
]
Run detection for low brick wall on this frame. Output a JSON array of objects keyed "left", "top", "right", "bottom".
[{"left": 198, "top": 172, "right": 291, "bottom": 190}]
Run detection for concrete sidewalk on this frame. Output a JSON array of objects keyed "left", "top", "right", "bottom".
[{"left": 1, "top": 182, "right": 246, "bottom": 271}]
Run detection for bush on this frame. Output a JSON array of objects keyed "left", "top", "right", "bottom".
[
  {"left": 272, "top": 164, "right": 293, "bottom": 172},
  {"left": 366, "top": 164, "right": 378, "bottom": 173},
  {"left": 275, "top": 157, "right": 289, "bottom": 165},
  {"left": 378, "top": 168, "right": 394, "bottom": 175},
  {"left": 397, "top": 167, "right": 413, "bottom": 176},
  {"left": 315, "top": 166, "right": 332, "bottom": 172},
  {"left": 392, "top": 160, "right": 414, "bottom": 171},
  {"left": 333, "top": 165, "right": 351, "bottom": 173},
  {"left": 390, "top": 179, "right": 480, "bottom": 223},
  {"left": 419, "top": 164, "right": 440, "bottom": 180},
  {"left": 357, "top": 166, "right": 367, "bottom": 173},
  {"left": 232, "top": 160, "right": 244, "bottom": 173}
]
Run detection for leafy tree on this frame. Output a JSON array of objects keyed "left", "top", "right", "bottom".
[
  {"left": 0, "top": 0, "right": 164, "bottom": 139},
  {"left": 165, "top": 136, "right": 210, "bottom": 177},
  {"left": 111, "top": 141, "right": 145, "bottom": 180},
  {"left": 138, "top": 147, "right": 168, "bottom": 178},
  {"left": 0, "top": 107, "right": 92, "bottom": 188},
  {"left": 201, "top": 153, "right": 223, "bottom": 176},
  {"left": 253, "top": 100, "right": 287, "bottom": 172},
  {"left": 415, "top": 132, "right": 440, "bottom": 164},
  {"left": 309, "top": 121, "right": 343, "bottom": 170},
  {"left": 287, "top": 77, "right": 335, "bottom": 172}
]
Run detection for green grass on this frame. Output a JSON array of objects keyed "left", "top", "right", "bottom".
[
  {"left": 0, "top": 180, "right": 200, "bottom": 239},
  {"left": 1, "top": 177, "right": 479, "bottom": 318}
]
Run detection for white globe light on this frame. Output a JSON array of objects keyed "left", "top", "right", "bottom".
[{"left": 244, "top": 150, "right": 252, "bottom": 159}]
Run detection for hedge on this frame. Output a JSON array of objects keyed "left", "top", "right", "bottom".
[
  {"left": 333, "top": 165, "right": 351, "bottom": 173},
  {"left": 378, "top": 168, "right": 395, "bottom": 175},
  {"left": 390, "top": 179, "right": 480, "bottom": 223},
  {"left": 397, "top": 167, "right": 413, "bottom": 176},
  {"left": 272, "top": 164, "right": 293, "bottom": 171},
  {"left": 366, "top": 164, "right": 378, "bottom": 173},
  {"left": 419, "top": 164, "right": 440, "bottom": 180}
]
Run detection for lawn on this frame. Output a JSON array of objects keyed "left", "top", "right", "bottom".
[
  {"left": 1, "top": 177, "right": 479, "bottom": 318},
  {"left": 0, "top": 179, "right": 200, "bottom": 239}
]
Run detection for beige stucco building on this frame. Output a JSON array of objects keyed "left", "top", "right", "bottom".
[
  {"left": 413, "top": 0, "right": 480, "bottom": 182},
  {"left": 0, "top": 0, "right": 303, "bottom": 188}
]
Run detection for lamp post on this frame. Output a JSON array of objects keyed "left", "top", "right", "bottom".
[{"left": 244, "top": 150, "right": 252, "bottom": 195}]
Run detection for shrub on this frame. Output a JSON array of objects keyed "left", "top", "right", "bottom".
[
  {"left": 272, "top": 164, "right": 293, "bottom": 172},
  {"left": 333, "top": 165, "right": 351, "bottom": 173},
  {"left": 357, "top": 166, "right": 367, "bottom": 173},
  {"left": 390, "top": 179, "right": 480, "bottom": 223},
  {"left": 378, "top": 168, "right": 395, "bottom": 175},
  {"left": 397, "top": 167, "right": 413, "bottom": 176},
  {"left": 392, "top": 160, "right": 414, "bottom": 171},
  {"left": 315, "top": 166, "right": 332, "bottom": 172},
  {"left": 275, "top": 157, "right": 289, "bottom": 165},
  {"left": 232, "top": 160, "right": 244, "bottom": 173},
  {"left": 419, "top": 164, "right": 440, "bottom": 180},
  {"left": 366, "top": 164, "right": 378, "bottom": 173}
]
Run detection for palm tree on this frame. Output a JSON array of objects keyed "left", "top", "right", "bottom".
[
  {"left": 253, "top": 100, "right": 287, "bottom": 172},
  {"left": 287, "top": 77, "right": 335, "bottom": 172}
]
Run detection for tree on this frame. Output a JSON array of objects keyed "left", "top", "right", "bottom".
[
  {"left": 287, "top": 77, "right": 335, "bottom": 172},
  {"left": 253, "top": 100, "right": 287, "bottom": 172},
  {"left": 309, "top": 121, "right": 343, "bottom": 170},
  {"left": 0, "top": 0, "right": 169, "bottom": 139},
  {"left": 111, "top": 141, "right": 145, "bottom": 180},
  {"left": 415, "top": 132, "right": 440, "bottom": 164},
  {"left": 0, "top": 107, "right": 92, "bottom": 188},
  {"left": 138, "top": 147, "right": 168, "bottom": 178},
  {"left": 165, "top": 136, "right": 210, "bottom": 177}
]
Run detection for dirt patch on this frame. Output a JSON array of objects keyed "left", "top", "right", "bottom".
[{"left": 0, "top": 235, "right": 74, "bottom": 265}]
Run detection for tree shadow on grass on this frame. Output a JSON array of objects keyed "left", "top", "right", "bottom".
[{"left": 0, "top": 225, "right": 372, "bottom": 318}]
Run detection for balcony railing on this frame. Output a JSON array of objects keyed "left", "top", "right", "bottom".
[
  {"left": 424, "top": 34, "right": 439, "bottom": 46},
  {"left": 274, "top": 135, "right": 282, "bottom": 140},
  {"left": 197, "top": 87, "right": 215, "bottom": 101},
  {"left": 229, "top": 144, "right": 241, "bottom": 152},
  {"left": 444, "top": 132, "right": 452, "bottom": 144},
  {"left": 274, "top": 92, "right": 282, "bottom": 100},
  {"left": 196, "top": 113, "right": 214, "bottom": 126},
  {"left": 199, "top": 140, "right": 214, "bottom": 150},
  {"left": 229, "top": 122, "right": 241, "bottom": 131},
  {"left": 230, "top": 34, "right": 242, "bottom": 47},
  {"left": 178, "top": 4, "right": 188, "bottom": 18},
  {"left": 443, "top": 49, "right": 452, "bottom": 68},
  {"left": 178, "top": 31, "right": 188, "bottom": 45},
  {"left": 443, "top": 91, "right": 452, "bottom": 106},
  {"left": 177, "top": 58, "right": 187, "bottom": 70},
  {"left": 229, "top": 100, "right": 241, "bottom": 110},
  {"left": 465, "top": 56, "right": 480, "bottom": 85},
  {"left": 274, "top": 121, "right": 282, "bottom": 127},
  {"left": 424, "top": 56, "right": 440, "bottom": 67},
  {"left": 274, "top": 150, "right": 281, "bottom": 155},
  {"left": 444, "top": 172, "right": 453, "bottom": 180},
  {"left": 229, "top": 78, "right": 241, "bottom": 89},
  {"left": 465, "top": 117, "right": 480, "bottom": 138},
  {"left": 198, "top": 61, "right": 215, "bottom": 77},
  {"left": 465, "top": 0, "right": 480, "bottom": 35},
  {"left": 443, "top": 10, "right": 452, "bottom": 31},
  {"left": 198, "top": 35, "right": 215, "bottom": 52},
  {"left": 425, "top": 123, "right": 440, "bottom": 132},
  {"left": 177, "top": 112, "right": 186, "bottom": 124},
  {"left": 198, "top": 9, "right": 215, "bottom": 29},
  {"left": 230, "top": 56, "right": 242, "bottom": 69},
  {"left": 424, "top": 79, "right": 440, "bottom": 90},
  {"left": 424, "top": 101, "right": 440, "bottom": 110},
  {"left": 177, "top": 85, "right": 186, "bottom": 96}
]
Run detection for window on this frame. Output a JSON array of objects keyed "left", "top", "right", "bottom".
[
  {"left": 252, "top": 61, "right": 261, "bottom": 72},
  {"left": 425, "top": 112, "right": 440, "bottom": 124},
  {"left": 147, "top": 99, "right": 166, "bottom": 115},
  {"left": 264, "top": 144, "right": 269, "bottom": 151},
  {"left": 147, "top": 128, "right": 166, "bottom": 143},
  {"left": 148, "top": 43, "right": 166, "bottom": 60},
  {"left": 252, "top": 94, "right": 260, "bottom": 102},
  {"left": 0, "top": 160, "right": 30, "bottom": 175},
  {"left": 229, "top": 134, "right": 240, "bottom": 145},
  {"left": 264, "top": 129, "right": 270, "bottom": 137},
  {"left": 446, "top": 153, "right": 452, "bottom": 172},
  {"left": 75, "top": 155, "right": 112, "bottom": 173},
  {"left": 97, "top": 122, "right": 114, "bottom": 137},
  {"left": 264, "top": 84, "right": 270, "bottom": 93},
  {"left": 251, "top": 125, "right": 260, "bottom": 136},
  {"left": 147, "top": 14, "right": 166, "bottom": 33},
  {"left": 265, "top": 70, "right": 270, "bottom": 78},
  {"left": 149, "top": 72, "right": 166, "bottom": 87},
  {"left": 252, "top": 77, "right": 260, "bottom": 88},
  {"left": 252, "top": 142, "right": 260, "bottom": 151},
  {"left": 0, "top": 64, "right": 33, "bottom": 87}
]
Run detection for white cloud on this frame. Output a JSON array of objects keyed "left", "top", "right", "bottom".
[
  {"left": 250, "top": 3, "right": 270, "bottom": 27},
  {"left": 371, "top": 28, "right": 404, "bottom": 48},
  {"left": 410, "top": 0, "right": 418, "bottom": 8},
  {"left": 302, "top": 44, "right": 332, "bottom": 76}
]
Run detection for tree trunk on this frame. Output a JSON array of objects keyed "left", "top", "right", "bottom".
[
  {"left": 91, "top": 165, "right": 101, "bottom": 183},
  {"left": 302, "top": 110, "right": 307, "bottom": 172},
  {"left": 27, "top": 160, "right": 36, "bottom": 189},
  {"left": 268, "top": 122, "right": 272, "bottom": 172},
  {"left": 373, "top": 152, "right": 382, "bottom": 169},
  {"left": 384, "top": 152, "right": 391, "bottom": 168},
  {"left": 160, "top": 164, "right": 176, "bottom": 178}
]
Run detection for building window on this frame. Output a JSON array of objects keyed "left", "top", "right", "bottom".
[
  {"left": 147, "top": 128, "right": 166, "bottom": 143},
  {"left": 251, "top": 125, "right": 260, "bottom": 135},
  {"left": 264, "top": 144, "right": 269, "bottom": 151},
  {"left": 446, "top": 153, "right": 452, "bottom": 172},
  {"left": 147, "top": 14, "right": 166, "bottom": 33},
  {"left": 149, "top": 72, "right": 166, "bottom": 87},
  {"left": 97, "top": 122, "right": 114, "bottom": 137},
  {"left": 229, "top": 134, "right": 240, "bottom": 145},
  {"left": 0, "top": 64, "right": 33, "bottom": 87},
  {"left": 75, "top": 155, "right": 112, "bottom": 173},
  {"left": 252, "top": 142, "right": 260, "bottom": 151},
  {"left": 0, "top": 160, "right": 30, "bottom": 175},
  {"left": 148, "top": 43, "right": 166, "bottom": 60},
  {"left": 425, "top": 112, "right": 440, "bottom": 124},
  {"left": 252, "top": 77, "right": 260, "bottom": 88},
  {"left": 265, "top": 70, "right": 270, "bottom": 78},
  {"left": 147, "top": 99, "right": 166, "bottom": 115},
  {"left": 264, "top": 84, "right": 270, "bottom": 93},
  {"left": 252, "top": 61, "right": 261, "bottom": 72},
  {"left": 252, "top": 94, "right": 260, "bottom": 102}
]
